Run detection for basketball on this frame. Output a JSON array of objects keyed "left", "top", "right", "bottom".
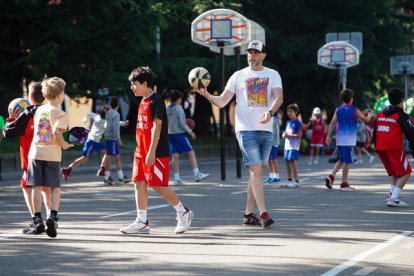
[
  {"left": 188, "top": 67, "right": 211, "bottom": 89},
  {"left": 186, "top": 118, "right": 196, "bottom": 129},
  {"left": 8, "top": 98, "right": 30, "bottom": 116}
]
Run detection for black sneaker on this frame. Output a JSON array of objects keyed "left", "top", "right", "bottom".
[
  {"left": 260, "top": 212, "right": 275, "bottom": 228},
  {"left": 242, "top": 213, "right": 261, "bottom": 226},
  {"left": 32, "top": 218, "right": 45, "bottom": 235},
  {"left": 121, "top": 177, "right": 132, "bottom": 183},
  {"left": 46, "top": 217, "right": 58, "bottom": 238},
  {"left": 104, "top": 176, "right": 117, "bottom": 185},
  {"left": 22, "top": 221, "right": 44, "bottom": 234}
]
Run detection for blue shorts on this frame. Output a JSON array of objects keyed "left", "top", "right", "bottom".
[
  {"left": 82, "top": 139, "right": 106, "bottom": 157},
  {"left": 269, "top": 145, "right": 278, "bottom": 160},
  {"left": 338, "top": 145, "right": 353, "bottom": 164},
  {"left": 236, "top": 131, "right": 273, "bottom": 167},
  {"left": 284, "top": 149, "right": 299, "bottom": 161},
  {"left": 169, "top": 133, "right": 193, "bottom": 154},
  {"left": 106, "top": 139, "right": 120, "bottom": 156}
]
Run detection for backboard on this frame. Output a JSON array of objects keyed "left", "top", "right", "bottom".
[
  {"left": 390, "top": 55, "right": 414, "bottom": 75},
  {"left": 191, "top": 9, "right": 250, "bottom": 48},
  {"left": 209, "top": 20, "right": 264, "bottom": 56},
  {"left": 318, "top": 41, "right": 360, "bottom": 69},
  {"left": 326, "top": 32, "right": 363, "bottom": 55}
]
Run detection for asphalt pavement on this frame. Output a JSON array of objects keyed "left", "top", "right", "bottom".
[{"left": 0, "top": 155, "right": 413, "bottom": 275}]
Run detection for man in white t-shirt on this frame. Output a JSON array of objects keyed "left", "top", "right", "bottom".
[{"left": 195, "top": 40, "right": 283, "bottom": 228}]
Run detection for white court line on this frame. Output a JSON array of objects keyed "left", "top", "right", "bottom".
[
  {"left": 100, "top": 203, "right": 170, "bottom": 218},
  {"left": 321, "top": 231, "right": 413, "bottom": 276},
  {"left": 0, "top": 232, "right": 23, "bottom": 241},
  {"left": 230, "top": 190, "right": 247, "bottom": 195},
  {"left": 352, "top": 266, "right": 377, "bottom": 276}
]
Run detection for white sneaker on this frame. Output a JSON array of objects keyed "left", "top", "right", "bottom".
[
  {"left": 194, "top": 172, "right": 210, "bottom": 182},
  {"left": 174, "top": 179, "right": 184, "bottom": 186},
  {"left": 280, "top": 181, "right": 289, "bottom": 187},
  {"left": 287, "top": 181, "right": 298, "bottom": 188},
  {"left": 308, "top": 159, "right": 313, "bottom": 165},
  {"left": 313, "top": 159, "right": 319, "bottom": 165},
  {"left": 174, "top": 208, "right": 194, "bottom": 234},
  {"left": 369, "top": 155, "right": 375, "bottom": 163},
  {"left": 120, "top": 220, "right": 150, "bottom": 234},
  {"left": 354, "top": 159, "right": 363, "bottom": 164},
  {"left": 386, "top": 199, "right": 408, "bottom": 207}
]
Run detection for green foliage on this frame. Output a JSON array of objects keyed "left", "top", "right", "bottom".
[{"left": 0, "top": 0, "right": 413, "bottom": 124}]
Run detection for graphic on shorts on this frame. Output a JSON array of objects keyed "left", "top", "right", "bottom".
[
  {"left": 36, "top": 111, "right": 53, "bottom": 144},
  {"left": 245, "top": 77, "right": 269, "bottom": 107}
]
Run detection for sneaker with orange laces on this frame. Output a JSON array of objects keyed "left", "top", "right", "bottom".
[
  {"left": 325, "top": 174, "right": 334, "bottom": 189},
  {"left": 340, "top": 182, "right": 355, "bottom": 191}
]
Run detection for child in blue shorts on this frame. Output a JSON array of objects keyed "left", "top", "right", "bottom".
[
  {"left": 264, "top": 110, "right": 282, "bottom": 183},
  {"left": 282, "top": 104, "right": 302, "bottom": 188}
]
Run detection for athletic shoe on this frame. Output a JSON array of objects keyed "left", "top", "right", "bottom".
[
  {"left": 308, "top": 159, "right": 313, "bottom": 165},
  {"left": 264, "top": 177, "right": 280, "bottom": 183},
  {"left": 369, "top": 155, "right": 375, "bottom": 163},
  {"left": 354, "top": 159, "right": 363, "bottom": 164},
  {"left": 280, "top": 181, "right": 289, "bottom": 187},
  {"left": 96, "top": 166, "right": 105, "bottom": 177},
  {"left": 22, "top": 220, "right": 44, "bottom": 234},
  {"left": 242, "top": 213, "right": 261, "bottom": 226},
  {"left": 325, "top": 175, "right": 334, "bottom": 189},
  {"left": 288, "top": 180, "right": 300, "bottom": 188},
  {"left": 174, "top": 179, "right": 184, "bottom": 186},
  {"left": 194, "top": 172, "right": 210, "bottom": 182},
  {"left": 32, "top": 217, "right": 45, "bottom": 235},
  {"left": 61, "top": 167, "right": 71, "bottom": 181},
  {"left": 174, "top": 208, "right": 194, "bottom": 234},
  {"left": 121, "top": 177, "right": 131, "bottom": 183},
  {"left": 263, "top": 177, "right": 273, "bottom": 183},
  {"left": 104, "top": 176, "right": 117, "bottom": 185},
  {"left": 120, "top": 220, "right": 150, "bottom": 234},
  {"left": 386, "top": 199, "right": 408, "bottom": 207},
  {"left": 259, "top": 212, "right": 275, "bottom": 228},
  {"left": 339, "top": 182, "right": 355, "bottom": 191},
  {"left": 46, "top": 217, "right": 58, "bottom": 238},
  {"left": 313, "top": 159, "right": 319, "bottom": 165}
]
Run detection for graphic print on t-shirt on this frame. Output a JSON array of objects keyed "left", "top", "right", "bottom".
[
  {"left": 35, "top": 111, "right": 53, "bottom": 144},
  {"left": 245, "top": 77, "right": 269, "bottom": 107}
]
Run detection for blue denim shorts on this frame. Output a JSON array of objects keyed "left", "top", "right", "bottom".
[{"left": 236, "top": 131, "right": 273, "bottom": 167}]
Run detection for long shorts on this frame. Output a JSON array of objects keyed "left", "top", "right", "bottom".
[
  {"left": 169, "top": 133, "right": 193, "bottom": 154},
  {"left": 377, "top": 150, "right": 412, "bottom": 177},
  {"left": 132, "top": 155, "right": 169, "bottom": 187},
  {"left": 269, "top": 145, "right": 279, "bottom": 160},
  {"left": 284, "top": 149, "right": 299, "bottom": 161},
  {"left": 337, "top": 146, "right": 353, "bottom": 164},
  {"left": 106, "top": 139, "right": 120, "bottom": 156},
  {"left": 236, "top": 131, "right": 273, "bottom": 167},
  {"left": 82, "top": 139, "right": 106, "bottom": 157},
  {"left": 27, "top": 159, "right": 61, "bottom": 188}
]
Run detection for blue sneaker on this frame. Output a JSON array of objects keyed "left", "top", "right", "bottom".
[
  {"left": 270, "top": 178, "right": 280, "bottom": 183},
  {"left": 263, "top": 177, "right": 273, "bottom": 183}
]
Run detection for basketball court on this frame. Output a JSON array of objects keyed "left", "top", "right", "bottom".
[{"left": 1, "top": 156, "right": 413, "bottom": 275}]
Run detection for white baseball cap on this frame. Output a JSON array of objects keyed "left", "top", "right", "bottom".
[
  {"left": 313, "top": 107, "right": 321, "bottom": 114},
  {"left": 246, "top": 40, "right": 266, "bottom": 53}
]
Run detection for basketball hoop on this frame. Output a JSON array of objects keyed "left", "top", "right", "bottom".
[
  {"left": 318, "top": 41, "right": 360, "bottom": 69},
  {"left": 191, "top": 9, "right": 251, "bottom": 48}
]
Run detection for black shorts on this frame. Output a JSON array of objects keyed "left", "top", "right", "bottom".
[{"left": 27, "top": 159, "right": 61, "bottom": 188}]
